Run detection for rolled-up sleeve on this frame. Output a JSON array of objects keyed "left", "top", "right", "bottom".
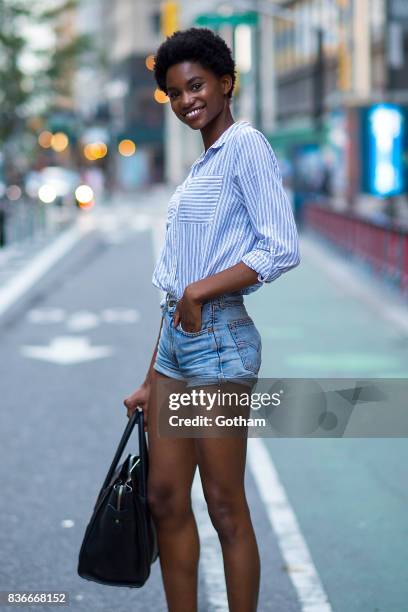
[{"left": 236, "top": 129, "right": 300, "bottom": 283}]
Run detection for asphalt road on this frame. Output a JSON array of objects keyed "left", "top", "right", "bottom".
[{"left": 0, "top": 195, "right": 407, "bottom": 612}]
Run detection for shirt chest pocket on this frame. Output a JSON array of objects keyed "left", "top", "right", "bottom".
[{"left": 178, "top": 175, "right": 223, "bottom": 224}]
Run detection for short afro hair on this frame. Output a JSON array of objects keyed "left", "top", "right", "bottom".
[{"left": 154, "top": 27, "right": 236, "bottom": 99}]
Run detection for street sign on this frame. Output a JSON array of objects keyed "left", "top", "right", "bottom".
[
  {"left": 361, "top": 104, "right": 406, "bottom": 197},
  {"left": 195, "top": 11, "right": 258, "bottom": 27}
]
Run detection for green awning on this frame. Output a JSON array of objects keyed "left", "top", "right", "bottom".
[
  {"left": 266, "top": 123, "right": 329, "bottom": 156},
  {"left": 195, "top": 11, "right": 258, "bottom": 27}
]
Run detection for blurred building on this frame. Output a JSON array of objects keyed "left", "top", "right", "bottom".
[
  {"left": 268, "top": 0, "right": 407, "bottom": 220},
  {"left": 74, "top": 0, "right": 165, "bottom": 189},
  {"left": 65, "top": 0, "right": 408, "bottom": 204},
  {"left": 53, "top": 3, "right": 78, "bottom": 111}
]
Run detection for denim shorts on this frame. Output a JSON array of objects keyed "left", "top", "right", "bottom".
[{"left": 153, "top": 293, "right": 262, "bottom": 388}]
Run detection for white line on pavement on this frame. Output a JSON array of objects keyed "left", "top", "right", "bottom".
[
  {"left": 247, "top": 438, "right": 333, "bottom": 612},
  {"left": 0, "top": 216, "right": 96, "bottom": 318}
]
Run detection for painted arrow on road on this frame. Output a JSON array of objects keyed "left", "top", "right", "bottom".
[{"left": 21, "top": 336, "right": 113, "bottom": 364}]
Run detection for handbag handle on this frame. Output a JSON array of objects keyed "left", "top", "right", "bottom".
[{"left": 101, "top": 409, "right": 148, "bottom": 498}]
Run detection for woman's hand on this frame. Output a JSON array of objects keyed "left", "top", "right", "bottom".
[
  {"left": 173, "top": 289, "right": 203, "bottom": 333},
  {"left": 123, "top": 381, "right": 150, "bottom": 431}
]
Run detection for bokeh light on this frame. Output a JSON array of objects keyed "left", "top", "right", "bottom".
[
  {"left": 51, "top": 132, "right": 69, "bottom": 152},
  {"left": 154, "top": 88, "right": 169, "bottom": 104},
  {"left": 84, "top": 142, "right": 108, "bottom": 161},
  {"left": 118, "top": 139, "right": 136, "bottom": 157},
  {"left": 84, "top": 144, "right": 97, "bottom": 161},
  {"left": 38, "top": 131, "right": 53, "bottom": 148},
  {"left": 38, "top": 185, "right": 57, "bottom": 204},
  {"left": 95, "top": 142, "right": 107, "bottom": 158},
  {"left": 78, "top": 199, "right": 95, "bottom": 211},
  {"left": 28, "top": 117, "right": 43, "bottom": 131},
  {"left": 145, "top": 54, "right": 155, "bottom": 71},
  {"left": 6, "top": 185, "right": 22, "bottom": 201},
  {"left": 75, "top": 184, "right": 94, "bottom": 204}
]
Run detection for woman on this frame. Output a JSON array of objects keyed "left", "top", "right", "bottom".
[{"left": 124, "top": 27, "right": 300, "bottom": 612}]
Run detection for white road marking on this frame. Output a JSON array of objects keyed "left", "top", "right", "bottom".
[
  {"left": 26, "top": 308, "right": 140, "bottom": 327},
  {"left": 247, "top": 438, "right": 333, "bottom": 611},
  {"left": 66, "top": 311, "right": 100, "bottom": 331},
  {"left": 21, "top": 335, "right": 113, "bottom": 364},
  {"left": 27, "top": 308, "right": 66, "bottom": 323},
  {"left": 100, "top": 308, "right": 140, "bottom": 323}
]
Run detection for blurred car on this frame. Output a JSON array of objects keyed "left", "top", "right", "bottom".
[{"left": 25, "top": 166, "right": 81, "bottom": 206}]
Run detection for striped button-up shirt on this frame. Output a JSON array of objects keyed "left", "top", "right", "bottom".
[{"left": 152, "top": 120, "right": 300, "bottom": 304}]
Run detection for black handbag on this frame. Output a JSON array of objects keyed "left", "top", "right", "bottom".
[{"left": 77, "top": 409, "right": 159, "bottom": 587}]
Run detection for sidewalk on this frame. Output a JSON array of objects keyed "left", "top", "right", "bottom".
[
  {"left": 0, "top": 204, "right": 79, "bottom": 291},
  {"left": 245, "top": 228, "right": 408, "bottom": 379}
]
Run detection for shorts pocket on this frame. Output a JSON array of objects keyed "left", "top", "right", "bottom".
[
  {"left": 178, "top": 175, "right": 223, "bottom": 224},
  {"left": 228, "top": 318, "right": 262, "bottom": 374},
  {"left": 176, "top": 321, "right": 208, "bottom": 337}
]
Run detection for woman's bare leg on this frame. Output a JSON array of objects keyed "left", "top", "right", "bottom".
[
  {"left": 147, "top": 371, "right": 199, "bottom": 612},
  {"left": 195, "top": 383, "right": 260, "bottom": 612}
]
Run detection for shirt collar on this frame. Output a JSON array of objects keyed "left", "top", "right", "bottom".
[{"left": 193, "top": 120, "right": 250, "bottom": 165}]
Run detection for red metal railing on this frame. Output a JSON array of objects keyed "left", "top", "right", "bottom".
[{"left": 305, "top": 205, "right": 408, "bottom": 294}]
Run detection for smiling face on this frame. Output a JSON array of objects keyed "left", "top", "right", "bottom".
[{"left": 166, "top": 61, "right": 232, "bottom": 129}]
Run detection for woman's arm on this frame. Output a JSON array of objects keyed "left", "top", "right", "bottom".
[
  {"left": 186, "top": 261, "right": 258, "bottom": 303},
  {"left": 172, "top": 263, "right": 258, "bottom": 331}
]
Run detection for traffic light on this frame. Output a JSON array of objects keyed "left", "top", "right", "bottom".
[{"left": 161, "top": 1, "right": 179, "bottom": 38}]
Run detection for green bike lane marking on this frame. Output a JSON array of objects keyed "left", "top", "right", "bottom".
[{"left": 245, "top": 236, "right": 408, "bottom": 612}]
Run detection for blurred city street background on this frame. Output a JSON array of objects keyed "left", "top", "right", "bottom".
[{"left": 0, "top": 0, "right": 408, "bottom": 611}]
